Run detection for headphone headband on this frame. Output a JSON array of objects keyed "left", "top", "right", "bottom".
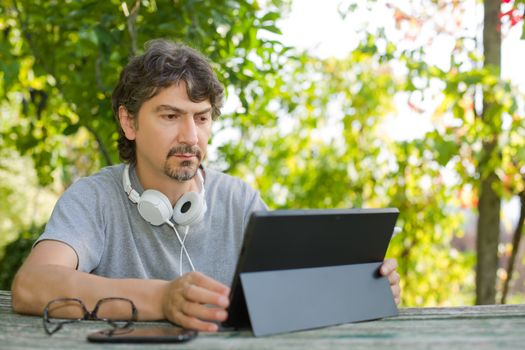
[{"left": 122, "top": 165, "right": 140, "bottom": 204}]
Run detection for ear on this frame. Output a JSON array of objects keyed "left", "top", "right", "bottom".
[{"left": 118, "top": 106, "right": 137, "bottom": 140}]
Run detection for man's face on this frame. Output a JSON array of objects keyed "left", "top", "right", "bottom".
[{"left": 122, "top": 82, "right": 212, "bottom": 182}]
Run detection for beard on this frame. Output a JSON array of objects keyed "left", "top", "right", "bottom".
[{"left": 164, "top": 145, "right": 202, "bottom": 182}]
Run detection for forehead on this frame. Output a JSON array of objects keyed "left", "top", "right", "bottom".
[{"left": 145, "top": 82, "right": 211, "bottom": 111}]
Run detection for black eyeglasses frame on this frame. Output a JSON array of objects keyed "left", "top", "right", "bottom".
[{"left": 43, "top": 297, "right": 138, "bottom": 335}]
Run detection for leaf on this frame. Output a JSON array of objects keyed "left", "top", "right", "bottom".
[
  {"left": 435, "top": 139, "right": 459, "bottom": 166},
  {"left": 261, "top": 24, "right": 282, "bottom": 35},
  {"left": 260, "top": 12, "right": 281, "bottom": 23},
  {"left": 62, "top": 124, "right": 80, "bottom": 136}
]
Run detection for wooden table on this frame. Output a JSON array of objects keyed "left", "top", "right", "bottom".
[{"left": 1, "top": 290, "right": 524, "bottom": 349}]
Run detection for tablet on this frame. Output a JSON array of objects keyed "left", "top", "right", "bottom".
[{"left": 224, "top": 208, "right": 399, "bottom": 334}]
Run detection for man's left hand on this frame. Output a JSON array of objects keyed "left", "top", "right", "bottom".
[{"left": 380, "top": 258, "right": 400, "bottom": 305}]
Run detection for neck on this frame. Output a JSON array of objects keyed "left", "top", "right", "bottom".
[{"left": 134, "top": 162, "right": 199, "bottom": 206}]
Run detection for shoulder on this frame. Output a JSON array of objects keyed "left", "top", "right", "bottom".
[
  {"left": 64, "top": 164, "right": 125, "bottom": 199},
  {"left": 204, "top": 167, "right": 257, "bottom": 194}
]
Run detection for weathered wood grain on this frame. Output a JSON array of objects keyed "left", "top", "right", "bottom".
[{"left": 1, "top": 290, "right": 524, "bottom": 349}]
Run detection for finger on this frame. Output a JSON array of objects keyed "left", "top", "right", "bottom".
[
  {"left": 181, "top": 301, "right": 228, "bottom": 322},
  {"left": 389, "top": 271, "right": 400, "bottom": 286},
  {"left": 172, "top": 310, "right": 221, "bottom": 332},
  {"left": 182, "top": 283, "right": 230, "bottom": 308},
  {"left": 391, "top": 284, "right": 401, "bottom": 301},
  {"left": 187, "top": 272, "right": 230, "bottom": 295},
  {"left": 380, "top": 258, "right": 398, "bottom": 276}
]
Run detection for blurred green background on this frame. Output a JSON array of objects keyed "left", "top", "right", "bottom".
[{"left": 1, "top": 0, "right": 525, "bottom": 306}]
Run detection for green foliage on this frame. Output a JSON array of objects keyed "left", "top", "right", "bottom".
[
  {"left": 0, "top": 224, "right": 43, "bottom": 290},
  {"left": 386, "top": 140, "right": 476, "bottom": 305},
  {"left": 419, "top": 64, "right": 525, "bottom": 198}
]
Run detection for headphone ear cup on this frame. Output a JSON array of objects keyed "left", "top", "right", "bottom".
[
  {"left": 172, "top": 191, "right": 207, "bottom": 226},
  {"left": 137, "top": 190, "right": 173, "bottom": 226}
]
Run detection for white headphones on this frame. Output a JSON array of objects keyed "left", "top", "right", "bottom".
[{"left": 122, "top": 164, "right": 207, "bottom": 226}]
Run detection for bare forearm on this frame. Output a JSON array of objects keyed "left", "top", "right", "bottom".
[{"left": 11, "top": 264, "right": 169, "bottom": 320}]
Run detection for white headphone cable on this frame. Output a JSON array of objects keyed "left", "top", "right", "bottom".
[
  {"left": 179, "top": 226, "right": 190, "bottom": 275},
  {"left": 165, "top": 221, "right": 196, "bottom": 275}
]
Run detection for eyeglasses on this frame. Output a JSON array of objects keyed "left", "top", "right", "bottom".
[{"left": 43, "top": 297, "right": 138, "bottom": 335}]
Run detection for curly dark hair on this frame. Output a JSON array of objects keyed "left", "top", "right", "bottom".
[{"left": 111, "top": 39, "right": 224, "bottom": 164}]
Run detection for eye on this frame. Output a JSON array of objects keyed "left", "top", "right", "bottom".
[
  {"left": 162, "top": 114, "right": 179, "bottom": 120},
  {"left": 195, "top": 114, "right": 211, "bottom": 123}
]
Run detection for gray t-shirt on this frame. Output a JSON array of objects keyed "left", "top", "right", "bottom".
[{"left": 36, "top": 164, "right": 267, "bottom": 286}]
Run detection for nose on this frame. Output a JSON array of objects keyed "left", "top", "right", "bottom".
[{"left": 177, "top": 116, "right": 198, "bottom": 145}]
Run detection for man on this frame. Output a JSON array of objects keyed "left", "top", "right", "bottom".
[{"left": 11, "top": 39, "right": 401, "bottom": 332}]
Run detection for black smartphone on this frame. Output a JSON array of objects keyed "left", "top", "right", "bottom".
[{"left": 87, "top": 326, "right": 198, "bottom": 343}]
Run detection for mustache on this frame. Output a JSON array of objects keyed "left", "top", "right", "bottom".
[{"left": 167, "top": 145, "right": 202, "bottom": 159}]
